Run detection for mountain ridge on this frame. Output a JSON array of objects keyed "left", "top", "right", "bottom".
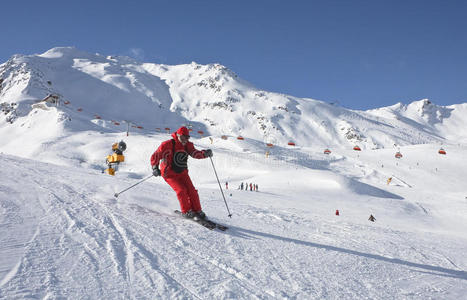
[{"left": 1, "top": 47, "right": 466, "bottom": 155}]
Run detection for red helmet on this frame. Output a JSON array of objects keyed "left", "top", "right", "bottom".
[{"left": 176, "top": 126, "right": 190, "bottom": 137}]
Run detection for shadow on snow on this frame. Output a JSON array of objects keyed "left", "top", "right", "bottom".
[{"left": 228, "top": 226, "right": 467, "bottom": 281}]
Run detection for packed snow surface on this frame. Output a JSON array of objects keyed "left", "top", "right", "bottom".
[
  {"left": 1, "top": 136, "right": 466, "bottom": 299},
  {"left": 1, "top": 47, "right": 466, "bottom": 299}
]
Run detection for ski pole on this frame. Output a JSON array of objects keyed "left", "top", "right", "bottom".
[
  {"left": 209, "top": 156, "right": 232, "bottom": 217},
  {"left": 114, "top": 174, "right": 153, "bottom": 198}
]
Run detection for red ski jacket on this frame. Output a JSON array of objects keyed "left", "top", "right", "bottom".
[{"left": 150, "top": 133, "right": 207, "bottom": 178}]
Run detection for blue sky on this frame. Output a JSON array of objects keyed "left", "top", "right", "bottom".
[{"left": 2, "top": 0, "right": 467, "bottom": 109}]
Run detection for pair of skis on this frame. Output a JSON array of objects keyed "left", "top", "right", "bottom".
[{"left": 174, "top": 210, "right": 228, "bottom": 231}]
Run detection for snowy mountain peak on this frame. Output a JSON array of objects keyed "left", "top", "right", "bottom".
[
  {"left": 387, "top": 99, "right": 453, "bottom": 126},
  {"left": 38, "top": 46, "right": 89, "bottom": 59},
  {"left": 1, "top": 47, "right": 467, "bottom": 156}
]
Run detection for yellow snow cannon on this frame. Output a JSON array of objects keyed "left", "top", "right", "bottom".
[{"left": 105, "top": 141, "right": 127, "bottom": 176}]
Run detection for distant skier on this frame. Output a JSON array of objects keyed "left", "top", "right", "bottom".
[
  {"left": 150, "top": 126, "right": 213, "bottom": 221},
  {"left": 255, "top": 184, "right": 258, "bottom": 192},
  {"left": 250, "top": 183, "right": 253, "bottom": 191},
  {"left": 368, "top": 214, "right": 376, "bottom": 222},
  {"left": 239, "top": 182, "right": 244, "bottom": 190},
  {"left": 225, "top": 181, "right": 228, "bottom": 190}
]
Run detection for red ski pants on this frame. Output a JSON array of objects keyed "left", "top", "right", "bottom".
[{"left": 164, "top": 173, "right": 201, "bottom": 213}]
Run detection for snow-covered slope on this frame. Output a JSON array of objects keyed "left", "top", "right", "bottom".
[
  {"left": 2, "top": 47, "right": 467, "bottom": 162},
  {"left": 1, "top": 140, "right": 466, "bottom": 298},
  {"left": 1, "top": 47, "right": 466, "bottom": 298},
  {"left": 367, "top": 99, "right": 467, "bottom": 143}
]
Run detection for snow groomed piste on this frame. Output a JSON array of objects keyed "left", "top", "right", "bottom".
[{"left": 1, "top": 47, "right": 466, "bottom": 298}]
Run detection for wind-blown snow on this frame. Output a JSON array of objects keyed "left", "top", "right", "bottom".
[{"left": 0, "top": 47, "right": 466, "bottom": 299}]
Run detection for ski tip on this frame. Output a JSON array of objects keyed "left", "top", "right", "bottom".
[{"left": 114, "top": 193, "right": 119, "bottom": 198}]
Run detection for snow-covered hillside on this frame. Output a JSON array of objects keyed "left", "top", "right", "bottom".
[
  {"left": 2, "top": 47, "right": 466, "bottom": 160},
  {"left": 1, "top": 139, "right": 466, "bottom": 298},
  {"left": 1, "top": 47, "right": 466, "bottom": 298}
]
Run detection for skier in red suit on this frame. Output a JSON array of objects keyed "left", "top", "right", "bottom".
[{"left": 150, "top": 126, "right": 212, "bottom": 220}]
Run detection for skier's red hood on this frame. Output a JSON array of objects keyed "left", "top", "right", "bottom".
[{"left": 171, "top": 132, "right": 181, "bottom": 143}]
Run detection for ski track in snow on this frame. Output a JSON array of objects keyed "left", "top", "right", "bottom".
[
  {"left": 1, "top": 145, "right": 467, "bottom": 299},
  {"left": 2, "top": 47, "right": 467, "bottom": 299}
]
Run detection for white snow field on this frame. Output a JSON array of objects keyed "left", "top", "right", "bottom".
[
  {"left": 1, "top": 135, "right": 466, "bottom": 299},
  {"left": 0, "top": 47, "right": 466, "bottom": 299}
]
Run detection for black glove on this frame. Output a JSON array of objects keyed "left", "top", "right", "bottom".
[
  {"left": 152, "top": 165, "right": 161, "bottom": 177},
  {"left": 204, "top": 149, "right": 213, "bottom": 157}
]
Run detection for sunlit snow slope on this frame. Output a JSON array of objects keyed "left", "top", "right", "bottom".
[
  {"left": 0, "top": 47, "right": 466, "bottom": 299},
  {"left": 1, "top": 134, "right": 466, "bottom": 298}
]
